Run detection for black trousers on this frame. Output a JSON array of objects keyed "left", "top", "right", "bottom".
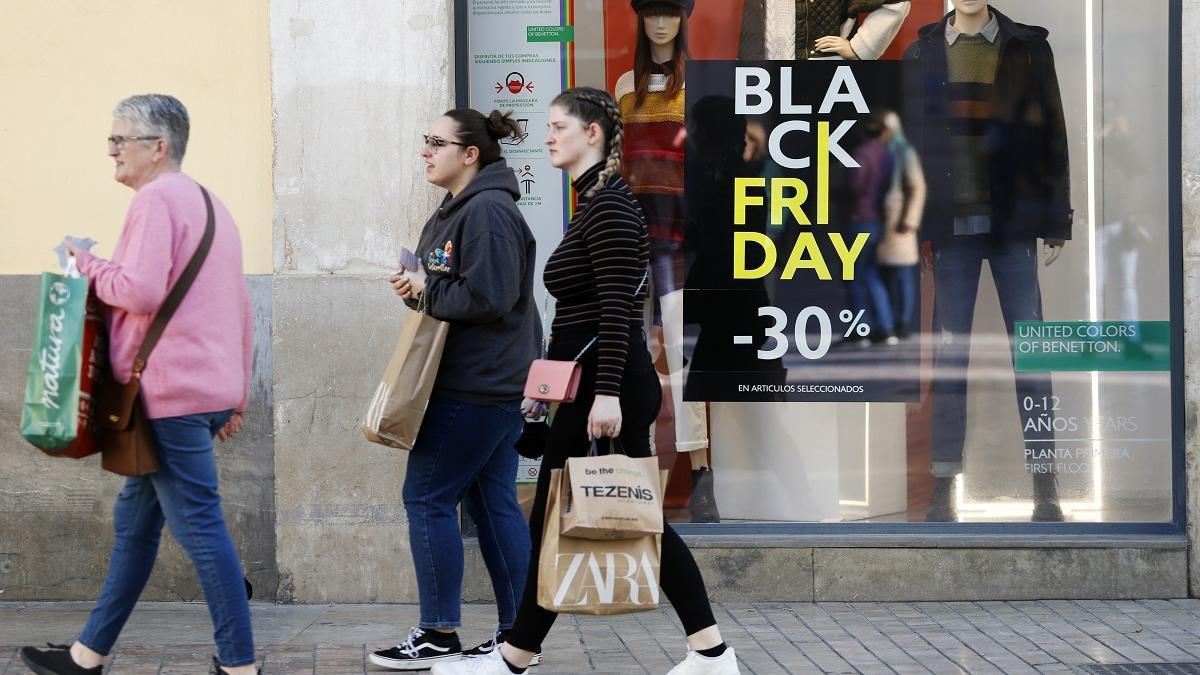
[{"left": 505, "top": 324, "right": 717, "bottom": 652}]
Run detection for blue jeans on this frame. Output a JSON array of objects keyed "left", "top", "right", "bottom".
[
  {"left": 930, "top": 236, "right": 1055, "bottom": 477},
  {"left": 846, "top": 220, "right": 896, "bottom": 336},
  {"left": 80, "top": 411, "right": 254, "bottom": 667},
  {"left": 403, "top": 397, "right": 529, "bottom": 630},
  {"left": 882, "top": 264, "right": 918, "bottom": 334}
]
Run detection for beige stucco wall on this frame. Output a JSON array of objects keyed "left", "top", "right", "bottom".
[{"left": 0, "top": 0, "right": 273, "bottom": 275}]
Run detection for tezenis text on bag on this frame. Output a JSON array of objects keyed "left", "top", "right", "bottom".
[
  {"left": 732, "top": 65, "right": 874, "bottom": 281},
  {"left": 578, "top": 485, "right": 656, "bottom": 501}
]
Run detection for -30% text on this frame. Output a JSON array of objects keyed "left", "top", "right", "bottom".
[{"left": 733, "top": 307, "right": 870, "bottom": 360}]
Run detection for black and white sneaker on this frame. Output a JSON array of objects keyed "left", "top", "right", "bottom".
[
  {"left": 370, "top": 627, "right": 463, "bottom": 670},
  {"left": 463, "top": 630, "right": 542, "bottom": 666}
]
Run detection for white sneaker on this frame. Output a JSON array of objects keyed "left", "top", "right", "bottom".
[
  {"left": 431, "top": 648, "right": 520, "bottom": 675},
  {"left": 666, "top": 647, "right": 740, "bottom": 675}
]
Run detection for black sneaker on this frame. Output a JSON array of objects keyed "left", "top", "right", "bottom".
[
  {"left": 209, "top": 655, "right": 261, "bottom": 674},
  {"left": 19, "top": 643, "right": 102, "bottom": 675},
  {"left": 463, "top": 630, "right": 542, "bottom": 666},
  {"left": 370, "top": 627, "right": 463, "bottom": 670}
]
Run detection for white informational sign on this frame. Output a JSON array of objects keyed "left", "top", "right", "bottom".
[
  {"left": 467, "top": 0, "right": 572, "bottom": 485},
  {"left": 468, "top": 0, "right": 572, "bottom": 305},
  {"left": 517, "top": 455, "right": 541, "bottom": 484}
]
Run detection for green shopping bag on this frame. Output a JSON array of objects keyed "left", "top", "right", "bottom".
[{"left": 20, "top": 268, "right": 99, "bottom": 455}]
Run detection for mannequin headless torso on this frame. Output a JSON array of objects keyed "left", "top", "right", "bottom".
[{"left": 739, "top": 0, "right": 912, "bottom": 61}]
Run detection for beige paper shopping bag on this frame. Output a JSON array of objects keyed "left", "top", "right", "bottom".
[
  {"left": 537, "top": 468, "right": 662, "bottom": 616},
  {"left": 561, "top": 442, "right": 664, "bottom": 540},
  {"left": 362, "top": 306, "right": 449, "bottom": 450}
]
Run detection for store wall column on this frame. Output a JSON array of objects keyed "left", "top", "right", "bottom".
[
  {"left": 1183, "top": 0, "right": 1200, "bottom": 600},
  {"left": 270, "top": 0, "right": 458, "bottom": 602}
]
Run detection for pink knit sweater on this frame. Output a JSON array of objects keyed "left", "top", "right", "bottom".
[{"left": 75, "top": 172, "right": 253, "bottom": 419}]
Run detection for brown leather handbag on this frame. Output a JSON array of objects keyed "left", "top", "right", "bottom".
[{"left": 97, "top": 186, "right": 216, "bottom": 477}]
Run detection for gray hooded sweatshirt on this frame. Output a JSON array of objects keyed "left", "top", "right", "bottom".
[{"left": 412, "top": 159, "right": 541, "bottom": 404}]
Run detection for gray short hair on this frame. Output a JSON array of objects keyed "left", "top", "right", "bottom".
[{"left": 112, "top": 94, "right": 190, "bottom": 164}]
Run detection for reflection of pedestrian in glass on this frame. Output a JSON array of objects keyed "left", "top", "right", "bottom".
[
  {"left": 904, "top": 0, "right": 1071, "bottom": 522},
  {"left": 846, "top": 115, "right": 898, "bottom": 345},
  {"left": 1097, "top": 107, "right": 1148, "bottom": 333},
  {"left": 877, "top": 110, "right": 926, "bottom": 339},
  {"left": 683, "top": 95, "right": 783, "bottom": 397}
]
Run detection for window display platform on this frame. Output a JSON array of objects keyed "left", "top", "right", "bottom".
[{"left": 674, "top": 535, "right": 1186, "bottom": 601}]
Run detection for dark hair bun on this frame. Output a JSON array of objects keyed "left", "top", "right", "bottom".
[{"left": 485, "top": 110, "right": 523, "bottom": 142}]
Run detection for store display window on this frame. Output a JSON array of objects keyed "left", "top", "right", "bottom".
[{"left": 456, "top": 0, "right": 1183, "bottom": 529}]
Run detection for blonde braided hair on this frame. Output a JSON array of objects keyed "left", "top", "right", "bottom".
[{"left": 552, "top": 87, "right": 625, "bottom": 198}]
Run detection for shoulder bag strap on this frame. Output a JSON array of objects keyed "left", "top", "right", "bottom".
[
  {"left": 572, "top": 269, "right": 650, "bottom": 361},
  {"left": 130, "top": 185, "right": 217, "bottom": 377}
]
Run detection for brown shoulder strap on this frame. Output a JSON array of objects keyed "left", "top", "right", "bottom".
[{"left": 131, "top": 185, "right": 216, "bottom": 376}]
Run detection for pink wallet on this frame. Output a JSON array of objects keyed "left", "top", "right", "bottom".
[{"left": 524, "top": 359, "right": 583, "bottom": 403}]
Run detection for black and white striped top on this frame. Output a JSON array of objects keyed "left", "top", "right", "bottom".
[{"left": 544, "top": 162, "right": 650, "bottom": 396}]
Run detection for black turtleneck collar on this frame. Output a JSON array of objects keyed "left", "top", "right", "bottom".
[{"left": 571, "top": 161, "right": 606, "bottom": 198}]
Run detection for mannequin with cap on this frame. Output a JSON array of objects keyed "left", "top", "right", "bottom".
[{"left": 613, "top": 0, "right": 720, "bottom": 524}]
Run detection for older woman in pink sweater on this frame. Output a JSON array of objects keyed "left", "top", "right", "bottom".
[{"left": 20, "top": 95, "right": 258, "bottom": 675}]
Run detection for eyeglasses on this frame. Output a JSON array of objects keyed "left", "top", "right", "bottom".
[
  {"left": 423, "top": 134, "right": 467, "bottom": 151},
  {"left": 107, "top": 135, "right": 161, "bottom": 151}
]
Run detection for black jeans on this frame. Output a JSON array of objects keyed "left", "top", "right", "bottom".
[{"left": 505, "top": 324, "right": 717, "bottom": 652}]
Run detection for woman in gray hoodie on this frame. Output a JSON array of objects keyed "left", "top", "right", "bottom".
[{"left": 371, "top": 109, "right": 541, "bottom": 671}]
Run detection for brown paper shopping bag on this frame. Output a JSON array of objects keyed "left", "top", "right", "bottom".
[
  {"left": 561, "top": 440, "right": 664, "bottom": 540},
  {"left": 538, "top": 468, "right": 662, "bottom": 616},
  {"left": 362, "top": 305, "right": 449, "bottom": 450}
]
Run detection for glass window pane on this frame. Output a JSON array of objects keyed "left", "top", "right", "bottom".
[{"left": 463, "top": 0, "right": 1176, "bottom": 526}]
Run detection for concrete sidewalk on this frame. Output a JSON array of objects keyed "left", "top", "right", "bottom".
[{"left": 3, "top": 600, "right": 1200, "bottom": 674}]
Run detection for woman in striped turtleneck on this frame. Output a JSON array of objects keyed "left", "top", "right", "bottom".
[{"left": 433, "top": 86, "right": 739, "bottom": 675}]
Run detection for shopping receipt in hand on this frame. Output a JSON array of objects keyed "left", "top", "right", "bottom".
[
  {"left": 398, "top": 246, "right": 427, "bottom": 285},
  {"left": 53, "top": 237, "right": 97, "bottom": 271}
]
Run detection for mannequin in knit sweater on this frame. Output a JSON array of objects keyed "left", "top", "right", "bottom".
[
  {"left": 614, "top": 0, "right": 719, "bottom": 523},
  {"left": 904, "top": 0, "right": 1071, "bottom": 522}
]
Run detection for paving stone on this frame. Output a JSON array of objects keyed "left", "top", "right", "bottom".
[{"left": 5, "top": 601, "right": 1200, "bottom": 673}]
